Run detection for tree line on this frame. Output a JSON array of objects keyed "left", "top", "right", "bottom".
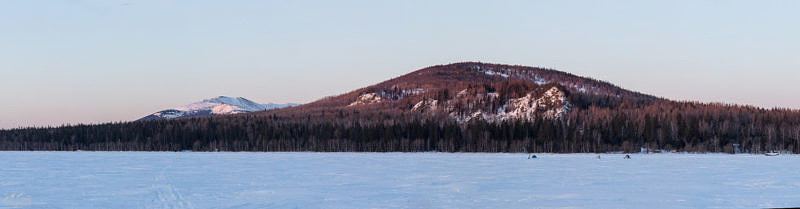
[{"left": 1, "top": 91, "right": 798, "bottom": 153}]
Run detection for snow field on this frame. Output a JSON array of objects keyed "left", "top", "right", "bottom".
[{"left": 0, "top": 152, "right": 798, "bottom": 209}]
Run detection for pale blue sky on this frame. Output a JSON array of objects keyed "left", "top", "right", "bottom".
[{"left": 1, "top": 0, "right": 799, "bottom": 129}]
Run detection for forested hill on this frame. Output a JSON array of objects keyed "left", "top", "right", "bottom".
[
  {"left": 295, "top": 62, "right": 659, "bottom": 113},
  {"left": 2, "top": 62, "right": 799, "bottom": 153}
]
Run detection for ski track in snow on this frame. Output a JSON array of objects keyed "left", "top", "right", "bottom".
[
  {"left": 149, "top": 159, "right": 194, "bottom": 209},
  {"left": 0, "top": 152, "right": 799, "bottom": 209}
]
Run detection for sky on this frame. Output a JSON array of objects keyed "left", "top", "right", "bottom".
[{"left": 1, "top": 0, "right": 799, "bottom": 129}]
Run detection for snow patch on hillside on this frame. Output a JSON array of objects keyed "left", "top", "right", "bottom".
[
  {"left": 413, "top": 87, "right": 570, "bottom": 123},
  {"left": 411, "top": 99, "right": 438, "bottom": 113},
  {"left": 349, "top": 93, "right": 383, "bottom": 106},
  {"left": 482, "top": 87, "right": 570, "bottom": 122},
  {"left": 401, "top": 88, "right": 425, "bottom": 96},
  {"left": 151, "top": 110, "right": 186, "bottom": 119},
  {"left": 483, "top": 69, "right": 510, "bottom": 78}
]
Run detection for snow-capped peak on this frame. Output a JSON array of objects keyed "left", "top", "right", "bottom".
[
  {"left": 175, "top": 96, "right": 277, "bottom": 114},
  {"left": 139, "top": 96, "right": 299, "bottom": 121}
]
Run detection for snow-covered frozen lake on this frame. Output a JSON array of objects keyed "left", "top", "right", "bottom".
[{"left": 1, "top": 152, "right": 798, "bottom": 209}]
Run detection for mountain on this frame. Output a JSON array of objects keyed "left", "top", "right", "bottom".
[
  {"left": 279, "top": 62, "right": 659, "bottom": 122},
  {"left": 139, "top": 96, "right": 299, "bottom": 121}
]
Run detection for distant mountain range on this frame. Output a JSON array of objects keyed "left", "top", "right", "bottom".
[
  {"left": 3, "top": 62, "right": 799, "bottom": 154},
  {"left": 138, "top": 96, "right": 298, "bottom": 121}
]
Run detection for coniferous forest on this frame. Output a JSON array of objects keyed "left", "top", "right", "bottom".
[{"left": 2, "top": 90, "right": 799, "bottom": 154}]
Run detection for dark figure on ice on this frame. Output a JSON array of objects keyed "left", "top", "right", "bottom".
[{"left": 624, "top": 155, "right": 631, "bottom": 159}]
